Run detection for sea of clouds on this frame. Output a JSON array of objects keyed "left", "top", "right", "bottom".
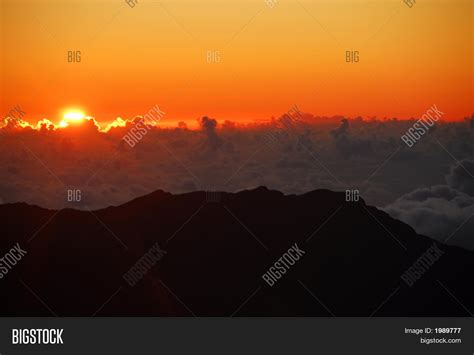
[{"left": 1, "top": 111, "right": 473, "bottom": 249}]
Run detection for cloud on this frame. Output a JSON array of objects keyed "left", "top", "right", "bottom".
[
  {"left": 199, "top": 116, "right": 222, "bottom": 151},
  {"left": 385, "top": 160, "right": 474, "bottom": 250},
  {"left": 331, "top": 118, "right": 349, "bottom": 138},
  {"left": 446, "top": 159, "right": 474, "bottom": 196}
]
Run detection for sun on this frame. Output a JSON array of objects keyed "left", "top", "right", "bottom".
[
  {"left": 64, "top": 110, "right": 85, "bottom": 121},
  {"left": 59, "top": 110, "right": 86, "bottom": 128}
]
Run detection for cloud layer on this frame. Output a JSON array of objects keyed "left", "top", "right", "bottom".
[{"left": 1, "top": 112, "right": 473, "bottom": 248}]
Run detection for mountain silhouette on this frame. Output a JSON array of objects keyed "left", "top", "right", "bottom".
[{"left": 1, "top": 187, "right": 473, "bottom": 316}]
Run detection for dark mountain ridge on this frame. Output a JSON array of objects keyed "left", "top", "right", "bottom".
[{"left": 1, "top": 187, "right": 473, "bottom": 316}]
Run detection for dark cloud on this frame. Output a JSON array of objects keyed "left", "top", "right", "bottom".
[
  {"left": 199, "top": 116, "right": 222, "bottom": 151},
  {"left": 446, "top": 159, "right": 474, "bottom": 196},
  {"left": 331, "top": 118, "right": 349, "bottom": 138}
]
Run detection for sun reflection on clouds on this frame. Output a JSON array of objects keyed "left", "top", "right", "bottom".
[{"left": 0, "top": 112, "right": 163, "bottom": 133}]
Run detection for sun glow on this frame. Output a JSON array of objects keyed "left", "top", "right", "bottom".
[
  {"left": 64, "top": 111, "right": 85, "bottom": 121},
  {"left": 59, "top": 110, "right": 86, "bottom": 128}
]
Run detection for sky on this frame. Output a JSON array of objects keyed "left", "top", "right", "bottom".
[{"left": 1, "top": 0, "right": 472, "bottom": 126}]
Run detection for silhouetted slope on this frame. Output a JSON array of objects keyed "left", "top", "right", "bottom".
[{"left": 1, "top": 187, "right": 473, "bottom": 316}]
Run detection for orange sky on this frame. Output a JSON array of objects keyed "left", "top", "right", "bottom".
[{"left": 1, "top": 0, "right": 472, "bottom": 126}]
